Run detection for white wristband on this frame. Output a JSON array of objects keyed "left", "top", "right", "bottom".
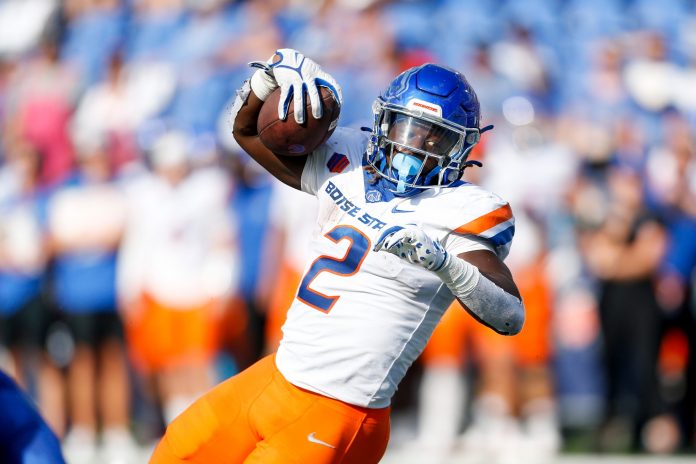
[
  {"left": 435, "top": 254, "right": 525, "bottom": 335},
  {"left": 228, "top": 79, "right": 251, "bottom": 134},
  {"left": 250, "top": 69, "right": 278, "bottom": 101},
  {"left": 434, "top": 253, "right": 480, "bottom": 296}
]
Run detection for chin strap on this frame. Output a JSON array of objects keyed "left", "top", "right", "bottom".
[
  {"left": 464, "top": 160, "right": 483, "bottom": 168},
  {"left": 458, "top": 125, "right": 492, "bottom": 172}
]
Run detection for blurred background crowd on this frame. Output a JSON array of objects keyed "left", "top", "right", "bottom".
[{"left": 0, "top": 0, "right": 695, "bottom": 462}]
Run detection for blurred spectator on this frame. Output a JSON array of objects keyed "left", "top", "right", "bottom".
[
  {"left": 623, "top": 32, "right": 678, "bottom": 114},
  {"left": 0, "top": 58, "right": 16, "bottom": 134},
  {"left": 578, "top": 167, "right": 677, "bottom": 453},
  {"left": 214, "top": 0, "right": 283, "bottom": 69},
  {"left": 118, "top": 131, "right": 236, "bottom": 425},
  {"left": 645, "top": 114, "right": 696, "bottom": 217},
  {"left": 127, "top": 0, "right": 187, "bottom": 60},
  {"left": 578, "top": 39, "right": 631, "bottom": 122},
  {"left": 0, "top": 137, "right": 64, "bottom": 436},
  {"left": 60, "top": 0, "right": 126, "bottom": 86},
  {"left": 46, "top": 140, "right": 134, "bottom": 463},
  {"left": 649, "top": 115, "right": 696, "bottom": 451},
  {"left": 0, "top": 0, "right": 58, "bottom": 58},
  {"left": 71, "top": 50, "right": 176, "bottom": 171},
  {"left": 462, "top": 42, "right": 517, "bottom": 120},
  {"left": 483, "top": 115, "right": 578, "bottom": 218},
  {"left": 5, "top": 36, "right": 80, "bottom": 186},
  {"left": 164, "top": 0, "right": 242, "bottom": 137},
  {"left": 0, "top": 139, "right": 49, "bottom": 382},
  {"left": 488, "top": 23, "right": 555, "bottom": 105}
]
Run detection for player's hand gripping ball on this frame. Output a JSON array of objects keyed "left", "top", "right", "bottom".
[
  {"left": 251, "top": 49, "right": 342, "bottom": 156},
  {"left": 374, "top": 226, "right": 449, "bottom": 272},
  {"left": 257, "top": 86, "right": 340, "bottom": 156}
]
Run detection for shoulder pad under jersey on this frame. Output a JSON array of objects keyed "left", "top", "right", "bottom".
[{"left": 442, "top": 183, "right": 515, "bottom": 260}]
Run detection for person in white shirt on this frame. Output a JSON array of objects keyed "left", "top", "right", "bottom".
[{"left": 118, "top": 131, "right": 236, "bottom": 427}]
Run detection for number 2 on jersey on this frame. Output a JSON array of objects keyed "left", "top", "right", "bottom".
[{"left": 297, "top": 225, "right": 371, "bottom": 313}]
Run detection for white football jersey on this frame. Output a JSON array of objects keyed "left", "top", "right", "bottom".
[{"left": 276, "top": 127, "right": 515, "bottom": 408}]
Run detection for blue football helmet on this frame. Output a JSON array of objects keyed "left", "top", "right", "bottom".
[{"left": 366, "top": 64, "right": 485, "bottom": 196}]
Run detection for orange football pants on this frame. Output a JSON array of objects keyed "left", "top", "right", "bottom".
[{"left": 150, "top": 354, "right": 391, "bottom": 464}]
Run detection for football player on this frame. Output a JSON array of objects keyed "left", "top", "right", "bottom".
[{"left": 150, "top": 49, "right": 525, "bottom": 464}]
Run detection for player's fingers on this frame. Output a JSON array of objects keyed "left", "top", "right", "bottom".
[
  {"left": 374, "top": 238, "right": 388, "bottom": 252},
  {"left": 385, "top": 237, "right": 403, "bottom": 252},
  {"left": 381, "top": 235, "right": 396, "bottom": 251},
  {"left": 377, "top": 235, "right": 400, "bottom": 253},
  {"left": 374, "top": 226, "right": 404, "bottom": 252},
  {"left": 278, "top": 85, "right": 292, "bottom": 120},
  {"left": 316, "top": 75, "right": 342, "bottom": 106},
  {"left": 293, "top": 82, "right": 305, "bottom": 124},
  {"left": 307, "top": 81, "right": 322, "bottom": 119},
  {"left": 248, "top": 61, "right": 272, "bottom": 74},
  {"left": 384, "top": 229, "right": 410, "bottom": 252},
  {"left": 403, "top": 230, "right": 417, "bottom": 244}
]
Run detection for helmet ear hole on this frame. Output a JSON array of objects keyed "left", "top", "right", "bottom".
[{"left": 466, "top": 132, "right": 480, "bottom": 145}]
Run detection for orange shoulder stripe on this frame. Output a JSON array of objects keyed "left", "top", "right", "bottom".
[{"left": 454, "top": 203, "right": 512, "bottom": 235}]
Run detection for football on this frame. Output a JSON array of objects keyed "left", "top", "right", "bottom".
[{"left": 257, "top": 86, "right": 340, "bottom": 156}]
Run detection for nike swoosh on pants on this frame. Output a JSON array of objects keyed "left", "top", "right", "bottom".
[{"left": 307, "top": 432, "right": 336, "bottom": 449}]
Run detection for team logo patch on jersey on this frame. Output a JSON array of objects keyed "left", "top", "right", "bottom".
[
  {"left": 327, "top": 152, "right": 349, "bottom": 173},
  {"left": 365, "top": 189, "right": 382, "bottom": 202}
]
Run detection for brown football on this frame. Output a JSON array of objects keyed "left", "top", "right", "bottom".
[{"left": 257, "top": 86, "right": 340, "bottom": 156}]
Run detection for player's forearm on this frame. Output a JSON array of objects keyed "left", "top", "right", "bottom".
[
  {"left": 373, "top": 229, "right": 524, "bottom": 334},
  {"left": 232, "top": 87, "right": 264, "bottom": 138},
  {"left": 435, "top": 255, "right": 525, "bottom": 336},
  {"left": 231, "top": 84, "right": 305, "bottom": 189}
]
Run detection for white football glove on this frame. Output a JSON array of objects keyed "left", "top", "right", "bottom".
[
  {"left": 249, "top": 48, "right": 342, "bottom": 124},
  {"left": 374, "top": 226, "right": 449, "bottom": 272}
]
